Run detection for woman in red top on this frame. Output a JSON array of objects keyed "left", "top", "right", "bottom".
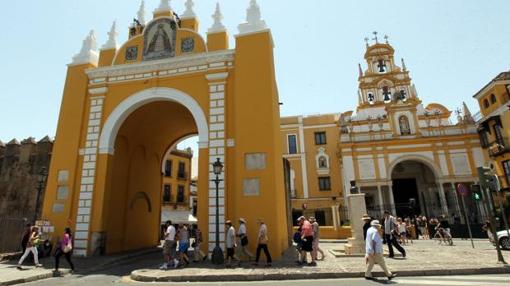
[
  {"left": 54, "top": 227, "right": 75, "bottom": 273},
  {"left": 298, "top": 216, "right": 316, "bottom": 266}
]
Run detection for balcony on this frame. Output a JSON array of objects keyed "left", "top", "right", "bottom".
[{"left": 488, "top": 137, "right": 510, "bottom": 157}]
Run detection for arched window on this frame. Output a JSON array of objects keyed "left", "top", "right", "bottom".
[
  {"left": 490, "top": 94, "right": 497, "bottom": 104},
  {"left": 399, "top": 115, "right": 411, "bottom": 135},
  {"left": 318, "top": 156, "right": 328, "bottom": 168},
  {"left": 483, "top": 99, "right": 490, "bottom": 109}
]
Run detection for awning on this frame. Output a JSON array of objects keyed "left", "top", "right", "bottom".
[{"left": 161, "top": 209, "right": 197, "bottom": 224}]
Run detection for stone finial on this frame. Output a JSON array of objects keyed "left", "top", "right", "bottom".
[
  {"left": 155, "top": 0, "right": 171, "bottom": 13},
  {"left": 411, "top": 84, "right": 418, "bottom": 98},
  {"left": 463, "top": 102, "right": 475, "bottom": 123},
  {"left": 71, "top": 30, "right": 99, "bottom": 66},
  {"left": 238, "top": 0, "right": 267, "bottom": 35},
  {"left": 358, "top": 63, "right": 363, "bottom": 77},
  {"left": 401, "top": 58, "right": 407, "bottom": 71},
  {"left": 181, "top": 0, "right": 196, "bottom": 19},
  {"left": 101, "top": 21, "right": 118, "bottom": 50},
  {"left": 208, "top": 3, "right": 226, "bottom": 33},
  {"left": 137, "top": 0, "right": 146, "bottom": 24}
]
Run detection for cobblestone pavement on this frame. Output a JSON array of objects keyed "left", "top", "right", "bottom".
[{"left": 131, "top": 239, "right": 510, "bottom": 282}]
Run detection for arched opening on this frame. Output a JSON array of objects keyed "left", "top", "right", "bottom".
[
  {"left": 390, "top": 160, "right": 440, "bottom": 218},
  {"left": 99, "top": 89, "right": 207, "bottom": 254}
]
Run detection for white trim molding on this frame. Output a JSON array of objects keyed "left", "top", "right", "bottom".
[{"left": 98, "top": 87, "right": 209, "bottom": 154}]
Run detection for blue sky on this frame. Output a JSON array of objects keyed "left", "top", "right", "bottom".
[{"left": 1, "top": 0, "right": 509, "bottom": 143}]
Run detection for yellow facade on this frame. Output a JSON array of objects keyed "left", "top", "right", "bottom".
[
  {"left": 42, "top": 2, "right": 288, "bottom": 258},
  {"left": 161, "top": 148, "right": 193, "bottom": 208},
  {"left": 473, "top": 71, "right": 510, "bottom": 192}
]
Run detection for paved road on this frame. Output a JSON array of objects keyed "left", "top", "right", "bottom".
[{"left": 23, "top": 274, "right": 510, "bottom": 286}]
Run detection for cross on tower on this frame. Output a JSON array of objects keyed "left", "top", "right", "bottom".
[
  {"left": 372, "top": 31, "right": 378, "bottom": 43},
  {"left": 364, "top": 37, "right": 369, "bottom": 47},
  {"left": 384, "top": 35, "right": 389, "bottom": 43}
]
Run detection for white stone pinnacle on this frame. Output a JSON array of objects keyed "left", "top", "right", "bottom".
[
  {"left": 101, "top": 21, "right": 118, "bottom": 50},
  {"left": 181, "top": 0, "right": 196, "bottom": 19},
  {"left": 155, "top": 0, "right": 171, "bottom": 13},
  {"left": 71, "top": 30, "right": 99, "bottom": 66},
  {"left": 238, "top": 0, "right": 267, "bottom": 35},
  {"left": 137, "top": 0, "right": 146, "bottom": 24},
  {"left": 208, "top": 3, "right": 226, "bottom": 33}
]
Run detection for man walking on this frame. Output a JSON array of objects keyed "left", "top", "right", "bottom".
[
  {"left": 365, "top": 220, "right": 397, "bottom": 280},
  {"left": 383, "top": 210, "right": 406, "bottom": 258},
  {"left": 160, "top": 220, "right": 178, "bottom": 270},
  {"left": 225, "top": 220, "right": 240, "bottom": 267},
  {"left": 254, "top": 218, "right": 272, "bottom": 267},
  {"left": 310, "top": 217, "right": 324, "bottom": 261},
  {"left": 237, "top": 218, "right": 254, "bottom": 261}
]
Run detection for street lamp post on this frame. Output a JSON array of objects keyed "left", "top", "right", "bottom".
[
  {"left": 33, "top": 167, "right": 48, "bottom": 224},
  {"left": 211, "top": 158, "right": 224, "bottom": 264}
]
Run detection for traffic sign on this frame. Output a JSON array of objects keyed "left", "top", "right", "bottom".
[{"left": 457, "top": 183, "right": 468, "bottom": 196}]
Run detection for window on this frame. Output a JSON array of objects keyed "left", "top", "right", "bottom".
[
  {"left": 483, "top": 99, "right": 490, "bottom": 109},
  {"left": 503, "top": 161, "right": 510, "bottom": 187},
  {"left": 164, "top": 160, "right": 172, "bottom": 177},
  {"left": 163, "top": 184, "right": 171, "bottom": 203},
  {"left": 318, "top": 177, "right": 331, "bottom": 191},
  {"left": 494, "top": 124, "right": 504, "bottom": 145},
  {"left": 490, "top": 93, "right": 497, "bottom": 104},
  {"left": 287, "top": 134, "right": 297, "bottom": 154},
  {"left": 292, "top": 210, "right": 303, "bottom": 226},
  {"left": 479, "top": 130, "right": 489, "bottom": 148},
  {"left": 177, "top": 185, "right": 185, "bottom": 203},
  {"left": 399, "top": 115, "right": 411, "bottom": 135},
  {"left": 314, "top": 132, "right": 327, "bottom": 145},
  {"left": 314, "top": 210, "right": 326, "bottom": 226},
  {"left": 178, "top": 162, "right": 186, "bottom": 179}
]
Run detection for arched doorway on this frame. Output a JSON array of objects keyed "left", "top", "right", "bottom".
[
  {"left": 391, "top": 160, "right": 442, "bottom": 218},
  {"left": 96, "top": 88, "right": 209, "bottom": 254}
]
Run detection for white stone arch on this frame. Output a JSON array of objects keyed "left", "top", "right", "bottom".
[
  {"left": 99, "top": 87, "right": 209, "bottom": 154},
  {"left": 386, "top": 154, "right": 442, "bottom": 181}
]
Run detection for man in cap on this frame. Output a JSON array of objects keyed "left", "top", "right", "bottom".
[
  {"left": 237, "top": 218, "right": 254, "bottom": 261},
  {"left": 365, "top": 220, "right": 397, "bottom": 281},
  {"left": 362, "top": 214, "right": 371, "bottom": 240}
]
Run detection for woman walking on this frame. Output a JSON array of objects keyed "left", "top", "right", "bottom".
[
  {"left": 17, "top": 226, "right": 42, "bottom": 269},
  {"left": 254, "top": 219, "right": 272, "bottom": 267},
  {"left": 54, "top": 227, "right": 75, "bottom": 273},
  {"left": 177, "top": 224, "right": 190, "bottom": 266},
  {"left": 192, "top": 225, "right": 206, "bottom": 262}
]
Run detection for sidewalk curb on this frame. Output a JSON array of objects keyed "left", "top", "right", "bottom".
[
  {"left": 0, "top": 270, "right": 70, "bottom": 286},
  {"left": 130, "top": 266, "right": 510, "bottom": 282},
  {"left": 81, "top": 248, "right": 160, "bottom": 274}
]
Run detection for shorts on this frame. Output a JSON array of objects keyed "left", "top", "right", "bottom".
[
  {"left": 163, "top": 240, "right": 176, "bottom": 256},
  {"left": 227, "top": 247, "right": 235, "bottom": 258},
  {"left": 179, "top": 242, "right": 189, "bottom": 253},
  {"left": 301, "top": 236, "right": 313, "bottom": 252}
]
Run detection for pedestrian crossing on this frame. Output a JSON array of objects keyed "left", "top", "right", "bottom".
[{"left": 393, "top": 275, "right": 510, "bottom": 285}]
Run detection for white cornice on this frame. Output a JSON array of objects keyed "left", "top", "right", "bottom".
[
  {"left": 205, "top": 72, "right": 228, "bottom": 81},
  {"left": 89, "top": 87, "right": 108, "bottom": 95},
  {"left": 86, "top": 50, "right": 235, "bottom": 79}
]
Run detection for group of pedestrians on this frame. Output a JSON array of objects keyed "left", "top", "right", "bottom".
[
  {"left": 160, "top": 218, "right": 272, "bottom": 269},
  {"left": 160, "top": 221, "right": 204, "bottom": 270},
  {"left": 17, "top": 224, "right": 75, "bottom": 274},
  {"left": 294, "top": 216, "right": 324, "bottom": 266}
]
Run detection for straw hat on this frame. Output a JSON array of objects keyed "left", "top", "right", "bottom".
[{"left": 361, "top": 214, "right": 371, "bottom": 221}]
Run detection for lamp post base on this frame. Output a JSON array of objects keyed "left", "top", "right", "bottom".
[{"left": 211, "top": 246, "right": 224, "bottom": 264}]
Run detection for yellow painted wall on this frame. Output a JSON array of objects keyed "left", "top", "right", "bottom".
[{"left": 162, "top": 150, "right": 193, "bottom": 206}]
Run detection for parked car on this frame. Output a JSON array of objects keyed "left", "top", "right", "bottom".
[{"left": 497, "top": 229, "right": 510, "bottom": 250}]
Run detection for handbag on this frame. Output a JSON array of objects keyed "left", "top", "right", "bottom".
[
  {"left": 63, "top": 241, "right": 73, "bottom": 253},
  {"left": 241, "top": 236, "right": 249, "bottom": 246}
]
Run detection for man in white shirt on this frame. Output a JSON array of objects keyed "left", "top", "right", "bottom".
[
  {"left": 383, "top": 210, "right": 406, "bottom": 258},
  {"left": 237, "top": 218, "right": 254, "bottom": 261},
  {"left": 225, "top": 220, "right": 240, "bottom": 267},
  {"left": 365, "top": 220, "right": 397, "bottom": 281},
  {"left": 160, "top": 220, "right": 179, "bottom": 270}
]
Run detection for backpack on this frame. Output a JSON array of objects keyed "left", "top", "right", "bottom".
[{"left": 292, "top": 231, "right": 302, "bottom": 244}]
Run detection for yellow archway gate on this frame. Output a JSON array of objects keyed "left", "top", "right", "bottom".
[{"left": 41, "top": 2, "right": 288, "bottom": 258}]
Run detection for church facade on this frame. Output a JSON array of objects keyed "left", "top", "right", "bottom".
[{"left": 283, "top": 37, "right": 485, "bottom": 233}]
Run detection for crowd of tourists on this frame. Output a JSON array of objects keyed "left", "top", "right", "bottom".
[{"left": 160, "top": 218, "right": 273, "bottom": 269}]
